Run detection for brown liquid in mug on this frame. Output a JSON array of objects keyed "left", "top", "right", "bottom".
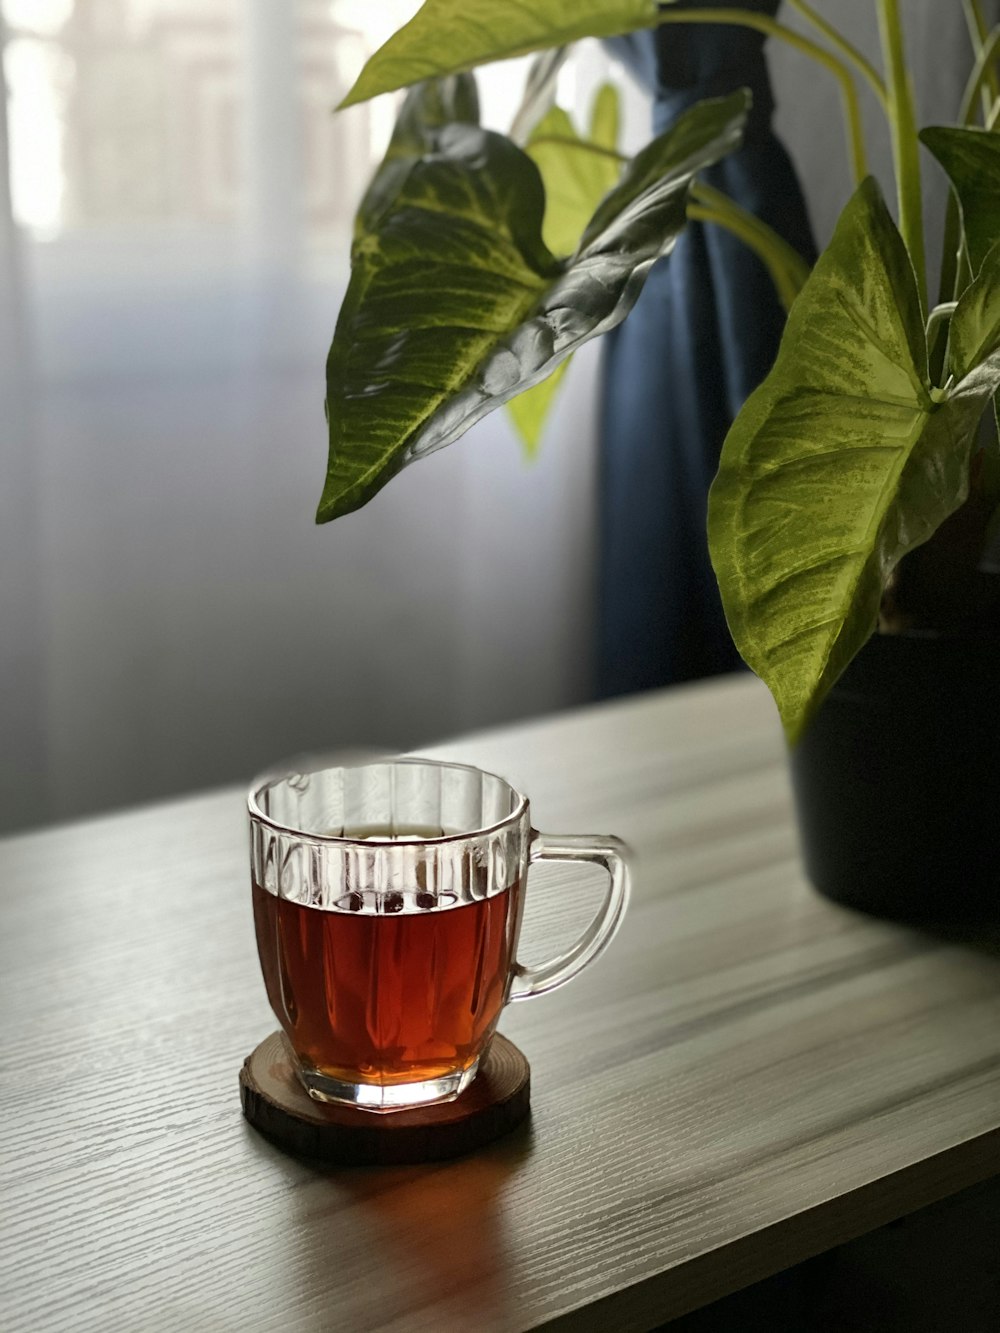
[{"left": 252, "top": 865, "right": 523, "bottom": 1087}]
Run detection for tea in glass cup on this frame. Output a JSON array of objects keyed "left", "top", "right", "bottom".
[{"left": 249, "top": 758, "right": 630, "bottom": 1111}]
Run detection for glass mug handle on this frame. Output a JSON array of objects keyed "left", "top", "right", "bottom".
[{"left": 508, "top": 832, "right": 632, "bottom": 1001}]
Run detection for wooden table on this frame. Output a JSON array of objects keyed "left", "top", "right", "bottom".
[{"left": 2, "top": 675, "right": 999, "bottom": 1332}]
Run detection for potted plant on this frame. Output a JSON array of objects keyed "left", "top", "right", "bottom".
[{"left": 318, "top": 2, "right": 1000, "bottom": 922}]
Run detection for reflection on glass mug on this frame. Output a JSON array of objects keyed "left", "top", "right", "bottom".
[{"left": 249, "top": 758, "right": 631, "bottom": 1111}]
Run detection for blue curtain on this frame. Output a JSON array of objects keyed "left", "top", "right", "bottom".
[{"left": 598, "top": 2, "right": 817, "bottom": 697}]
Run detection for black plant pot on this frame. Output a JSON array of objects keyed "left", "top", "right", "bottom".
[{"left": 789, "top": 631, "right": 1000, "bottom": 924}]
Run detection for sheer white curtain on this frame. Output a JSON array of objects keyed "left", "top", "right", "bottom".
[
  {"left": 0, "top": 0, "right": 606, "bottom": 831},
  {"left": 3, "top": 0, "right": 972, "bottom": 831},
  {"left": 1, "top": 11, "right": 45, "bottom": 830}
]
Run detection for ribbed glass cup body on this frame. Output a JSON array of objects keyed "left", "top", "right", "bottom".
[{"left": 249, "top": 758, "right": 630, "bottom": 1112}]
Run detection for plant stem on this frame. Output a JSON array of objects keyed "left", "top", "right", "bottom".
[
  {"left": 933, "top": 23, "right": 1000, "bottom": 369},
  {"left": 934, "top": 186, "right": 961, "bottom": 309},
  {"left": 960, "top": 26, "right": 1000, "bottom": 125},
  {"left": 963, "top": 0, "right": 1000, "bottom": 114},
  {"left": 925, "top": 302, "right": 958, "bottom": 344},
  {"left": 876, "top": 0, "right": 927, "bottom": 313},
  {"left": 785, "top": 0, "right": 888, "bottom": 109},
  {"left": 930, "top": 195, "right": 960, "bottom": 386},
  {"left": 655, "top": 8, "right": 869, "bottom": 183},
  {"left": 688, "top": 182, "right": 811, "bottom": 311}
]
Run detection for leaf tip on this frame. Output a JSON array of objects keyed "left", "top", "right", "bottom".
[
  {"left": 315, "top": 496, "right": 338, "bottom": 525},
  {"left": 781, "top": 707, "right": 810, "bottom": 750},
  {"left": 337, "top": 55, "right": 392, "bottom": 111},
  {"left": 336, "top": 80, "right": 369, "bottom": 112},
  {"left": 315, "top": 473, "right": 356, "bottom": 524}
]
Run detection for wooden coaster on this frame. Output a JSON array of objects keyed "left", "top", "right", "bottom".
[{"left": 240, "top": 1032, "right": 531, "bottom": 1166}]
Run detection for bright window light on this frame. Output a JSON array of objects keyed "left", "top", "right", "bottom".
[
  {"left": 4, "top": 37, "right": 72, "bottom": 234},
  {"left": 2, "top": 0, "right": 75, "bottom": 38}
]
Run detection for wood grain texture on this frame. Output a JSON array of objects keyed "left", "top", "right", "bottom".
[
  {"left": 240, "top": 1032, "right": 531, "bottom": 1166},
  {"left": 1, "top": 675, "right": 999, "bottom": 1332}
]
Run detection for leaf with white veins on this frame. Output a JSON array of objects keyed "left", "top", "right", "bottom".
[{"left": 319, "top": 83, "right": 748, "bottom": 520}]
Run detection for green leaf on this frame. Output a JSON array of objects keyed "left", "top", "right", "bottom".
[
  {"left": 319, "top": 85, "right": 749, "bottom": 521},
  {"left": 338, "top": 0, "right": 657, "bottom": 109},
  {"left": 948, "top": 240, "right": 1000, "bottom": 380},
  {"left": 590, "top": 80, "right": 619, "bottom": 148},
  {"left": 708, "top": 178, "right": 1000, "bottom": 744},
  {"left": 527, "top": 84, "right": 621, "bottom": 258},
  {"left": 505, "top": 85, "right": 621, "bottom": 454},
  {"left": 920, "top": 126, "right": 1000, "bottom": 276}
]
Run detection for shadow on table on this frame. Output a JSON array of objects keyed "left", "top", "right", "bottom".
[{"left": 922, "top": 920, "right": 1000, "bottom": 957}]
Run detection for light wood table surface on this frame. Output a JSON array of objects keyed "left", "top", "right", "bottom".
[{"left": 2, "top": 675, "right": 999, "bottom": 1332}]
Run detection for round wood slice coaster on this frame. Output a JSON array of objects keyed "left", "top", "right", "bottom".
[{"left": 240, "top": 1032, "right": 530, "bottom": 1166}]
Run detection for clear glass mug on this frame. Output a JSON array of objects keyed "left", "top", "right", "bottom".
[{"left": 249, "top": 758, "right": 631, "bottom": 1111}]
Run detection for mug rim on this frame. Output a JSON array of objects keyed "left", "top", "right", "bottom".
[{"left": 247, "top": 755, "right": 529, "bottom": 846}]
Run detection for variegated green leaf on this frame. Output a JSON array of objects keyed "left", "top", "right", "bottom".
[
  {"left": 709, "top": 178, "right": 1000, "bottom": 743},
  {"left": 319, "top": 83, "right": 748, "bottom": 521}
]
